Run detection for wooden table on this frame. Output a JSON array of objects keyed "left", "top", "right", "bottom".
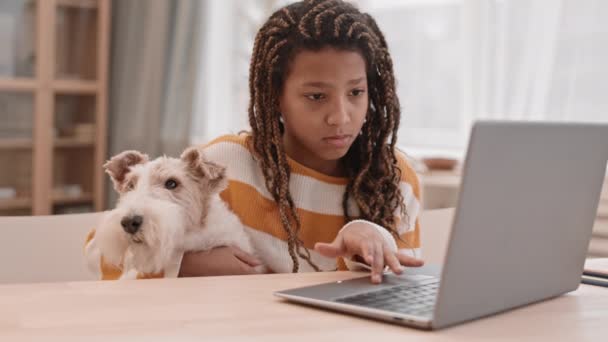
[{"left": 1, "top": 209, "right": 607, "bottom": 340}]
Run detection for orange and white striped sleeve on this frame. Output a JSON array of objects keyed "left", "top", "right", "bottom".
[{"left": 83, "top": 228, "right": 124, "bottom": 280}]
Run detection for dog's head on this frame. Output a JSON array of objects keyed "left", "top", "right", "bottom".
[{"left": 96, "top": 147, "right": 227, "bottom": 273}]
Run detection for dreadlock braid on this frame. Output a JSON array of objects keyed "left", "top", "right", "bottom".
[{"left": 248, "top": 0, "right": 408, "bottom": 273}]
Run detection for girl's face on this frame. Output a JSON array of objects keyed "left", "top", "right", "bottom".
[{"left": 279, "top": 47, "right": 369, "bottom": 176}]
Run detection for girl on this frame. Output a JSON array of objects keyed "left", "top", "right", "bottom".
[{"left": 179, "top": 0, "right": 424, "bottom": 284}]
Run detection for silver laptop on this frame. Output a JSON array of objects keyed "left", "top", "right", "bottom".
[{"left": 275, "top": 121, "right": 608, "bottom": 330}]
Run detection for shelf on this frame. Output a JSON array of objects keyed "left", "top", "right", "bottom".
[
  {"left": 594, "top": 218, "right": 608, "bottom": 238},
  {"left": 598, "top": 201, "right": 608, "bottom": 219},
  {"left": 0, "top": 137, "right": 95, "bottom": 149},
  {"left": 0, "top": 197, "right": 32, "bottom": 211},
  {"left": 0, "top": 78, "right": 38, "bottom": 92},
  {"left": 0, "top": 193, "right": 93, "bottom": 210},
  {"left": 0, "top": 194, "right": 93, "bottom": 211},
  {"left": 52, "top": 80, "right": 98, "bottom": 94},
  {"left": 0, "top": 78, "right": 98, "bottom": 93},
  {"left": 0, "top": 138, "right": 33, "bottom": 149},
  {"left": 54, "top": 137, "right": 95, "bottom": 148},
  {"left": 56, "top": 0, "right": 98, "bottom": 9},
  {"left": 420, "top": 170, "right": 462, "bottom": 189},
  {"left": 53, "top": 192, "right": 93, "bottom": 205},
  {"left": 0, "top": 193, "right": 95, "bottom": 211},
  {"left": 588, "top": 235, "right": 608, "bottom": 258}
]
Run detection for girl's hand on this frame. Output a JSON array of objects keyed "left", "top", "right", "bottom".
[
  {"left": 179, "top": 246, "right": 266, "bottom": 277},
  {"left": 314, "top": 222, "right": 424, "bottom": 284}
]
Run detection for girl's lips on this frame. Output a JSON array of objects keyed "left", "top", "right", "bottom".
[{"left": 323, "top": 135, "right": 351, "bottom": 148}]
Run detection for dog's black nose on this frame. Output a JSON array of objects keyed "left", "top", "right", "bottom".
[{"left": 121, "top": 215, "right": 143, "bottom": 234}]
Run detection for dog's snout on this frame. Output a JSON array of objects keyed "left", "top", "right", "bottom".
[{"left": 121, "top": 215, "right": 143, "bottom": 234}]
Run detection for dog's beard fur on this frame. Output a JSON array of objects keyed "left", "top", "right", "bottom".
[{"left": 96, "top": 192, "right": 186, "bottom": 274}]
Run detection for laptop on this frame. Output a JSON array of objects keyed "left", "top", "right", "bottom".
[{"left": 275, "top": 121, "right": 608, "bottom": 329}]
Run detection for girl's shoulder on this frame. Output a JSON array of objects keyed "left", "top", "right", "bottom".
[
  {"left": 204, "top": 132, "right": 252, "bottom": 150},
  {"left": 200, "top": 133, "right": 256, "bottom": 166}
]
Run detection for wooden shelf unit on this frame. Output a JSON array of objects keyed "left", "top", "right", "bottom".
[{"left": 0, "top": 0, "right": 110, "bottom": 215}]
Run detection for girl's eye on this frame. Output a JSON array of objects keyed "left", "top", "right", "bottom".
[
  {"left": 350, "top": 89, "right": 366, "bottom": 97},
  {"left": 306, "top": 93, "right": 325, "bottom": 101},
  {"left": 165, "top": 179, "right": 179, "bottom": 190},
  {"left": 126, "top": 182, "right": 135, "bottom": 191}
]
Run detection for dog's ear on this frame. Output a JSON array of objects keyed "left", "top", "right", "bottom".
[
  {"left": 103, "top": 150, "right": 149, "bottom": 192},
  {"left": 180, "top": 147, "right": 227, "bottom": 191}
]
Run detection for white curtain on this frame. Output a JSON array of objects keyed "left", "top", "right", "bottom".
[
  {"left": 360, "top": 0, "right": 608, "bottom": 155},
  {"left": 107, "top": 0, "right": 200, "bottom": 207}
]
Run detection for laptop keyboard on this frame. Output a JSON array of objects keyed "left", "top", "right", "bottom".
[{"left": 335, "top": 279, "right": 439, "bottom": 317}]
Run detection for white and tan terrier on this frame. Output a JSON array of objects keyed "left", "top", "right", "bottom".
[{"left": 94, "top": 147, "right": 260, "bottom": 279}]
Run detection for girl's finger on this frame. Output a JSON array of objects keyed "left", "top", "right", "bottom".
[
  {"left": 396, "top": 252, "right": 425, "bottom": 267},
  {"left": 360, "top": 241, "right": 374, "bottom": 265},
  {"left": 371, "top": 242, "right": 384, "bottom": 283},
  {"left": 314, "top": 241, "right": 343, "bottom": 258},
  {"left": 232, "top": 246, "right": 262, "bottom": 267},
  {"left": 384, "top": 246, "right": 403, "bottom": 275}
]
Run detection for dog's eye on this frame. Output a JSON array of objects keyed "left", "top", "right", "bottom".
[{"left": 165, "top": 179, "right": 178, "bottom": 190}]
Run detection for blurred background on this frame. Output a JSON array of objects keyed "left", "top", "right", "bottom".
[{"left": 0, "top": 0, "right": 606, "bottom": 255}]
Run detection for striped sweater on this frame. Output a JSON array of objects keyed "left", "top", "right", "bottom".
[
  {"left": 202, "top": 134, "right": 422, "bottom": 273},
  {"left": 85, "top": 133, "right": 422, "bottom": 278}
]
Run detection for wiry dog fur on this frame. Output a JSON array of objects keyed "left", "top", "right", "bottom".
[{"left": 94, "top": 147, "right": 260, "bottom": 279}]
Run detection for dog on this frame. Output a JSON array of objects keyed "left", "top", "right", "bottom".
[{"left": 93, "top": 147, "right": 261, "bottom": 279}]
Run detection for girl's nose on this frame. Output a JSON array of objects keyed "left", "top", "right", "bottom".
[{"left": 326, "top": 98, "right": 351, "bottom": 126}]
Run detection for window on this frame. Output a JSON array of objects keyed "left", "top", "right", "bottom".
[
  {"left": 192, "top": 0, "right": 608, "bottom": 157},
  {"left": 359, "top": 0, "right": 608, "bottom": 156}
]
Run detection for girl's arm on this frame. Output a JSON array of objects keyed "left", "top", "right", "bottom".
[{"left": 178, "top": 246, "right": 265, "bottom": 277}]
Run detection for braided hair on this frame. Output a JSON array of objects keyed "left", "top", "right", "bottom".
[{"left": 248, "top": 0, "right": 407, "bottom": 272}]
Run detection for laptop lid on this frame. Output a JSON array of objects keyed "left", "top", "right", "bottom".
[{"left": 433, "top": 121, "right": 608, "bottom": 328}]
